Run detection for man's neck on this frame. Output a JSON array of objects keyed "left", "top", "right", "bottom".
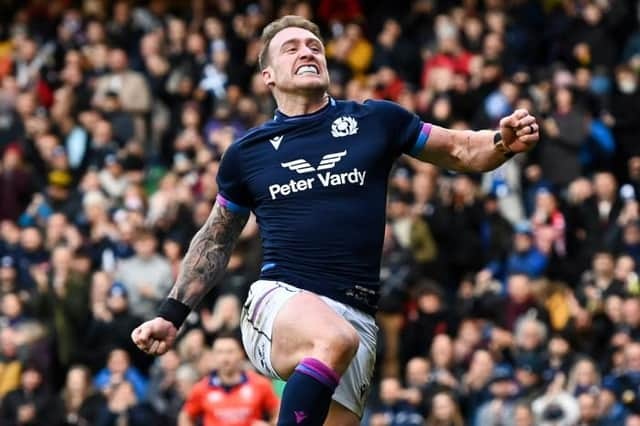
[
  {"left": 275, "top": 91, "right": 329, "bottom": 117},
  {"left": 218, "top": 370, "right": 243, "bottom": 386}
]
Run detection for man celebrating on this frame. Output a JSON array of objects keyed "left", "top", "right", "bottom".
[
  {"left": 132, "top": 15, "right": 539, "bottom": 426},
  {"left": 179, "top": 333, "right": 279, "bottom": 426}
]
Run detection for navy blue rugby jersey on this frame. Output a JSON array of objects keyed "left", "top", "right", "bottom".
[{"left": 216, "top": 97, "right": 432, "bottom": 315}]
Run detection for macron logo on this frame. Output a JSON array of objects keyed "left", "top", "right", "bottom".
[
  {"left": 281, "top": 151, "right": 347, "bottom": 174},
  {"left": 294, "top": 411, "right": 308, "bottom": 423},
  {"left": 270, "top": 135, "right": 283, "bottom": 150}
]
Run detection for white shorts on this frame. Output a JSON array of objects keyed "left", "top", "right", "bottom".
[{"left": 240, "top": 280, "right": 378, "bottom": 417}]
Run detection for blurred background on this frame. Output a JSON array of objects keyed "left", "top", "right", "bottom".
[{"left": 2, "top": 0, "right": 640, "bottom": 424}]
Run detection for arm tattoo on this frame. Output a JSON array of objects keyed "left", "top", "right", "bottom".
[{"left": 169, "top": 202, "right": 249, "bottom": 308}]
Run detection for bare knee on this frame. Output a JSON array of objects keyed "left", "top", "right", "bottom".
[
  {"left": 324, "top": 401, "right": 360, "bottom": 426},
  {"left": 270, "top": 292, "right": 361, "bottom": 377},
  {"left": 310, "top": 324, "right": 360, "bottom": 374}
]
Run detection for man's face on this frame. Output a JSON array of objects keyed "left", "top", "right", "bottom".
[
  {"left": 624, "top": 299, "right": 640, "bottom": 327},
  {"left": 574, "top": 360, "right": 597, "bottom": 387},
  {"left": 578, "top": 393, "right": 599, "bottom": 422},
  {"left": 379, "top": 378, "right": 401, "bottom": 404},
  {"left": 262, "top": 27, "right": 329, "bottom": 95},
  {"left": 513, "top": 405, "right": 534, "bottom": 426},
  {"left": 1, "top": 293, "right": 21, "bottom": 319},
  {"left": 593, "top": 252, "right": 614, "bottom": 275},
  {"left": 490, "top": 380, "right": 516, "bottom": 398},
  {"left": 108, "top": 350, "right": 130, "bottom": 374},
  {"left": 0, "top": 265, "right": 16, "bottom": 282},
  {"left": 21, "top": 369, "right": 42, "bottom": 392},
  {"left": 469, "top": 350, "right": 494, "bottom": 378},
  {"left": 515, "top": 368, "right": 539, "bottom": 387},
  {"left": 108, "top": 49, "right": 127, "bottom": 72},
  {"left": 514, "top": 233, "right": 532, "bottom": 253},
  {"left": 615, "top": 256, "right": 635, "bottom": 281},
  {"left": 212, "top": 338, "right": 244, "bottom": 376},
  {"left": 405, "top": 358, "right": 430, "bottom": 386},
  {"left": 134, "top": 236, "right": 156, "bottom": 258},
  {"left": 518, "top": 322, "right": 542, "bottom": 351},
  {"left": 594, "top": 173, "right": 616, "bottom": 200},
  {"left": 626, "top": 344, "right": 640, "bottom": 372},
  {"left": 107, "top": 293, "right": 128, "bottom": 314},
  {"left": 21, "top": 228, "right": 42, "bottom": 251},
  {"left": 508, "top": 274, "right": 530, "bottom": 303},
  {"left": 417, "top": 293, "right": 441, "bottom": 314}
]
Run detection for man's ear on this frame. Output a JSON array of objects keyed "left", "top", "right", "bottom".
[{"left": 262, "top": 67, "right": 275, "bottom": 88}]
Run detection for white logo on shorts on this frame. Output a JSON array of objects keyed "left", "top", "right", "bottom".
[
  {"left": 257, "top": 342, "right": 267, "bottom": 370},
  {"left": 359, "top": 383, "right": 368, "bottom": 401}
]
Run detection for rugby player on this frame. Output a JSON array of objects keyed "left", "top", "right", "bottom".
[{"left": 132, "top": 15, "right": 539, "bottom": 426}]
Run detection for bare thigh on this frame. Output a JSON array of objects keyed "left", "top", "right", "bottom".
[
  {"left": 324, "top": 401, "right": 361, "bottom": 426},
  {"left": 270, "top": 291, "right": 359, "bottom": 379}
]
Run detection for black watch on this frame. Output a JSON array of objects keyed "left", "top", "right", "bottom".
[{"left": 493, "top": 131, "right": 515, "bottom": 158}]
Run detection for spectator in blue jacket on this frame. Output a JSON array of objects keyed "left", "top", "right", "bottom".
[{"left": 94, "top": 348, "right": 148, "bottom": 401}]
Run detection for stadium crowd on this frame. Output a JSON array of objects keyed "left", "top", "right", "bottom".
[{"left": 2, "top": 0, "right": 640, "bottom": 424}]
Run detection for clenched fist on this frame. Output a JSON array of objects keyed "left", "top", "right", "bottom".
[
  {"left": 131, "top": 317, "right": 177, "bottom": 356},
  {"left": 499, "top": 108, "right": 540, "bottom": 154}
]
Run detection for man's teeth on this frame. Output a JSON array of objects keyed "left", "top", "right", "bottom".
[{"left": 296, "top": 65, "right": 318, "bottom": 75}]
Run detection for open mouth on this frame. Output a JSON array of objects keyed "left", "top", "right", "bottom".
[{"left": 295, "top": 64, "right": 319, "bottom": 75}]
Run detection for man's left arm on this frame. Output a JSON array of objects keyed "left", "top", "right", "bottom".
[{"left": 414, "top": 109, "right": 539, "bottom": 172}]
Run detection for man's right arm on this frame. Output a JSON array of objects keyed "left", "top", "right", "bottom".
[
  {"left": 131, "top": 201, "right": 249, "bottom": 355},
  {"left": 168, "top": 202, "right": 249, "bottom": 307}
]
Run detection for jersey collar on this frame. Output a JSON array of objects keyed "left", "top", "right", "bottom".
[
  {"left": 209, "top": 370, "right": 248, "bottom": 392},
  {"left": 273, "top": 96, "right": 336, "bottom": 123}
]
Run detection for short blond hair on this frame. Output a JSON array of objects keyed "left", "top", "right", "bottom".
[{"left": 258, "top": 15, "right": 322, "bottom": 70}]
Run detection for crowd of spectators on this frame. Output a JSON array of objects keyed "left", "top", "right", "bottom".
[{"left": 2, "top": 0, "right": 640, "bottom": 424}]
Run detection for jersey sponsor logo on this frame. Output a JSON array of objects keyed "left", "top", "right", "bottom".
[
  {"left": 269, "top": 150, "right": 366, "bottom": 199},
  {"left": 331, "top": 116, "right": 358, "bottom": 137},
  {"left": 270, "top": 135, "right": 283, "bottom": 150},
  {"left": 281, "top": 159, "right": 316, "bottom": 174},
  {"left": 207, "top": 390, "right": 223, "bottom": 403},
  {"left": 317, "top": 151, "right": 347, "bottom": 170},
  {"left": 214, "top": 407, "right": 253, "bottom": 422},
  {"left": 240, "top": 385, "right": 253, "bottom": 400},
  {"left": 281, "top": 151, "right": 347, "bottom": 174}
]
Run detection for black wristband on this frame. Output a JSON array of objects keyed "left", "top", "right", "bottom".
[{"left": 157, "top": 298, "right": 191, "bottom": 329}]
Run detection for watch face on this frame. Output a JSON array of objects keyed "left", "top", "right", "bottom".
[{"left": 623, "top": 389, "right": 636, "bottom": 404}]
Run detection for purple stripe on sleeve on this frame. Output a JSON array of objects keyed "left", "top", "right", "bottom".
[
  {"left": 216, "top": 193, "right": 249, "bottom": 214},
  {"left": 409, "top": 122, "right": 433, "bottom": 157}
]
